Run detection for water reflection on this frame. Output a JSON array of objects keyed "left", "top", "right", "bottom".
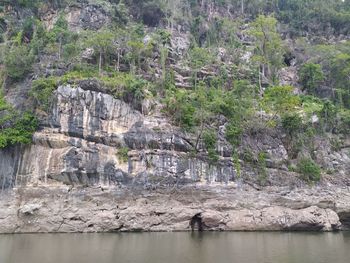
[{"left": 0, "top": 232, "right": 349, "bottom": 263}]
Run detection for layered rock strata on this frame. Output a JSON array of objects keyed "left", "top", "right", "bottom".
[{"left": 1, "top": 83, "right": 350, "bottom": 233}]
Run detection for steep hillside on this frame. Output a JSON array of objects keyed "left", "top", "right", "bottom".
[{"left": 0, "top": 0, "right": 350, "bottom": 233}]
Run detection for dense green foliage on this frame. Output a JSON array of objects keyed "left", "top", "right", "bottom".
[
  {"left": 203, "top": 130, "right": 219, "bottom": 164},
  {"left": 299, "top": 63, "right": 324, "bottom": 94},
  {"left": 31, "top": 77, "right": 58, "bottom": 110},
  {"left": 1, "top": 0, "right": 350, "bottom": 179},
  {"left": 297, "top": 158, "right": 321, "bottom": 182},
  {"left": 281, "top": 113, "right": 303, "bottom": 136},
  {"left": 31, "top": 68, "right": 149, "bottom": 110},
  {"left": 262, "top": 86, "right": 301, "bottom": 116},
  {"left": 4, "top": 45, "right": 34, "bottom": 80},
  {"left": 0, "top": 95, "right": 38, "bottom": 148},
  {"left": 250, "top": 15, "right": 284, "bottom": 84}
]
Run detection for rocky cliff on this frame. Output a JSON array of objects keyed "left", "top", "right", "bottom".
[
  {"left": 1, "top": 1, "right": 350, "bottom": 233},
  {"left": 1, "top": 80, "right": 350, "bottom": 233}
]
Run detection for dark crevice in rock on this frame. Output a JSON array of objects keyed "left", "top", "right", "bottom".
[
  {"left": 190, "top": 213, "right": 203, "bottom": 231},
  {"left": 338, "top": 212, "right": 350, "bottom": 230},
  {"left": 283, "top": 52, "right": 295, "bottom": 67}
]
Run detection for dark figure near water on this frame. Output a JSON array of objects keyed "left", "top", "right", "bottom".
[{"left": 190, "top": 213, "right": 203, "bottom": 231}]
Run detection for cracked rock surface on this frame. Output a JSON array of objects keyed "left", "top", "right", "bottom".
[{"left": 1, "top": 83, "right": 350, "bottom": 233}]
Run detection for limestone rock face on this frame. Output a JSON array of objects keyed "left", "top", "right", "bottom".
[
  {"left": 66, "top": 4, "right": 111, "bottom": 31},
  {"left": 1, "top": 81, "right": 350, "bottom": 233},
  {"left": 40, "top": 3, "right": 111, "bottom": 32},
  {"left": 1, "top": 83, "right": 235, "bottom": 190}
]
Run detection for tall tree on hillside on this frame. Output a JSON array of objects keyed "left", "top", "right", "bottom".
[
  {"left": 86, "top": 30, "right": 115, "bottom": 75},
  {"left": 189, "top": 47, "right": 213, "bottom": 90},
  {"left": 250, "top": 15, "right": 284, "bottom": 88}
]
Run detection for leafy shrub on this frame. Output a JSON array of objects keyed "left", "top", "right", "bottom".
[
  {"left": 163, "top": 79, "right": 254, "bottom": 139},
  {"left": 163, "top": 89, "right": 197, "bottom": 131},
  {"left": 177, "top": 103, "right": 196, "bottom": 131},
  {"left": 60, "top": 66, "right": 99, "bottom": 83},
  {"left": 330, "top": 53, "right": 350, "bottom": 107},
  {"left": 203, "top": 130, "right": 217, "bottom": 149},
  {"left": 282, "top": 113, "right": 303, "bottom": 136},
  {"left": 207, "top": 148, "right": 219, "bottom": 164},
  {"left": 117, "top": 147, "right": 129, "bottom": 163},
  {"left": 203, "top": 130, "right": 219, "bottom": 164},
  {"left": 31, "top": 77, "right": 58, "bottom": 110},
  {"left": 297, "top": 158, "right": 321, "bottom": 182},
  {"left": 299, "top": 63, "right": 324, "bottom": 94},
  {"left": 0, "top": 93, "right": 38, "bottom": 149},
  {"left": 101, "top": 72, "right": 147, "bottom": 110},
  {"left": 338, "top": 109, "right": 350, "bottom": 134},
  {"left": 262, "top": 85, "right": 301, "bottom": 115},
  {"left": 113, "top": 1, "right": 129, "bottom": 25},
  {"left": 0, "top": 111, "right": 38, "bottom": 148},
  {"left": 225, "top": 122, "right": 243, "bottom": 146},
  {"left": 62, "top": 42, "right": 80, "bottom": 59},
  {"left": 21, "top": 17, "right": 35, "bottom": 43},
  {"left": 301, "top": 95, "right": 324, "bottom": 117},
  {"left": 241, "top": 149, "right": 255, "bottom": 164},
  {"left": 122, "top": 77, "right": 146, "bottom": 104},
  {"left": 4, "top": 44, "right": 34, "bottom": 80}
]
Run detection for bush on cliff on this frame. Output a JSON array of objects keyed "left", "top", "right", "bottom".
[
  {"left": 4, "top": 44, "right": 34, "bottom": 80},
  {"left": 31, "top": 77, "right": 58, "bottom": 111},
  {"left": 297, "top": 158, "right": 321, "bottom": 183},
  {"left": 0, "top": 113, "right": 38, "bottom": 148},
  {"left": 0, "top": 95, "right": 38, "bottom": 148},
  {"left": 299, "top": 63, "right": 324, "bottom": 94}
]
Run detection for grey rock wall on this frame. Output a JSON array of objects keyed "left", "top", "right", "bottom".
[
  {"left": 1, "top": 82, "right": 350, "bottom": 233},
  {"left": 0, "top": 84, "right": 235, "bottom": 189}
]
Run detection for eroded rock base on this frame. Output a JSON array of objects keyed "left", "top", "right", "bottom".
[{"left": 1, "top": 185, "right": 349, "bottom": 233}]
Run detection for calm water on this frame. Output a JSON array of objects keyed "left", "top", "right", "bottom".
[{"left": 0, "top": 232, "right": 350, "bottom": 263}]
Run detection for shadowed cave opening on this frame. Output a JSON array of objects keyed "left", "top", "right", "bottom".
[
  {"left": 338, "top": 212, "right": 350, "bottom": 230},
  {"left": 190, "top": 213, "right": 203, "bottom": 231},
  {"left": 284, "top": 51, "right": 295, "bottom": 67}
]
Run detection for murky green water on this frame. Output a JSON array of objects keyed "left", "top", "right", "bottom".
[{"left": 0, "top": 232, "right": 349, "bottom": 263}]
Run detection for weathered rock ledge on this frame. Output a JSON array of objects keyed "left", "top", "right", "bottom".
[{"left": 0, "top": 185, "right": 349, "bottom": 233}]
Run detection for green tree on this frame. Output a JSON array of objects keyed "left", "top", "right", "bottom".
[
  {"left": 281, "top": 112, "right": 303, "bottom": 136},
  {"left": 155, "top": 29, "right": 171, "bottom": 90},
  {"left": 49, "top": 14, "right": 70, "bottom": 60},
  {"left": 223, "top": 80, "right": 256, "bottom": 146},
  {"left": 86, "top": 29, "right": 115, "bottom": 75},
  {"left": 125, "top": 24, "right": 149, "bottom": 75},
  {"left": 262, "top": 85, "right": 301, "bottom": 117},
  {"left": 163, "top": 88, "right": 196, "bottom": 130},
  {"left": 330, "top": 53, "right": 350, "bottom": 107},
  {"left": 250, "top": 15, "right": 284, "bottom": 85},
  {"left": 4, "top": 44, "right": 34, "bottom": 80},
  {"left": 299, "top": 63, "right": 324, "bottom": 94},
  {"left": 319, "top": 100, "right": 338, "bottom": 132},
  {"left": 30, "top": 20, "right": 49, "bottom": 56},
  {"left": 203, "top": 130, "right": 219, "bottom": 164},
  {"left": 0, "top": 94, "right": 38, "bottom": 148},
  {"left": 127, "top": 40, "right": 145, "bottom": 75},
  {"left": 297, "top": 157, "right": 321, "bottom": 183},
  {"left": 189, "top": 47, "right": 213, "bottom": 89},
  {"left": 30, "top": 77, "right": 58, "bottom": 110},
  {"left": 194, "top": 82, "right": 212, "bottom": 150}
]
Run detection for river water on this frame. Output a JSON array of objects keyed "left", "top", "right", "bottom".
[{"left": 0, "top": 232, "right": 349, "bottom": 263}]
